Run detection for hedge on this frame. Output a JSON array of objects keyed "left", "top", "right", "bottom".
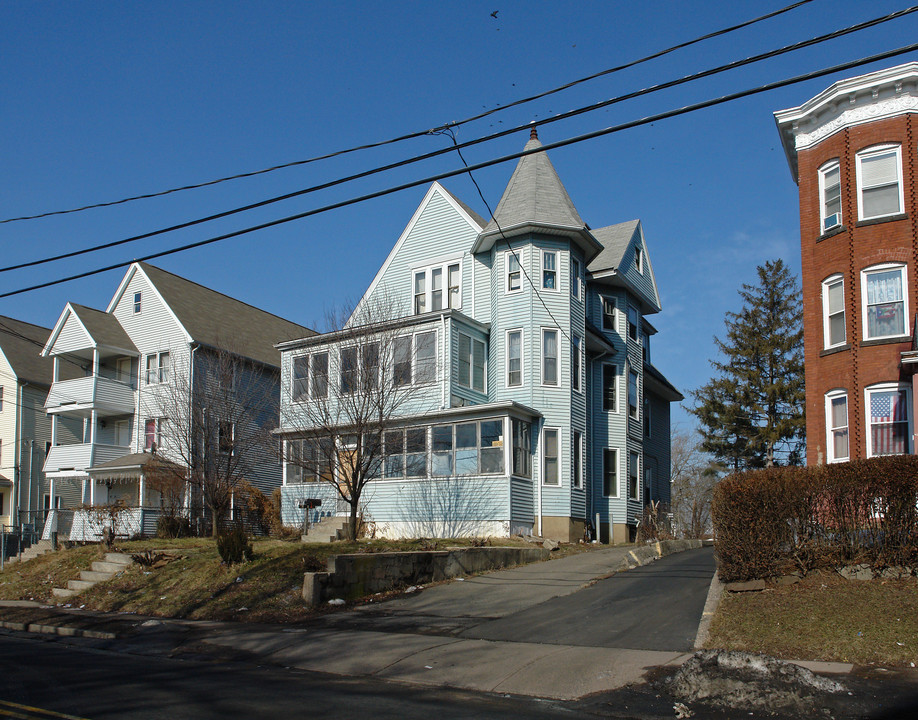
[{"left": 712, "top": 456, "right": 918, "bottom": 582}]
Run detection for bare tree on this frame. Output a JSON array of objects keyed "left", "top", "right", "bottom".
[
  {"left": 670, "top": 426, "right": 723, "bottom": 539},
  {"left": 280, "top": 299, "right": 437, "bottom": 541},
  {"left": 153, "top": 345, "right": 279, "bottom": 536}
]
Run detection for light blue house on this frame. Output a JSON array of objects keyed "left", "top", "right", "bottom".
[{"left": 279, "top": 129, "right": 681, "bottom": 543}]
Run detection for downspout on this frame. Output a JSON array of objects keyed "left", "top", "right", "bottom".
[
  {"left": 441, "top": 314, "right": 447, "bottom": 409},
  {"left": 15, "top": 382, "right": 25, "bottom": 527},
  {"left": 590, "top": 349, "right": 611, "bottom": 542},
  {"left": 188, "top": 343, "right": 198, "bottom": 516}
]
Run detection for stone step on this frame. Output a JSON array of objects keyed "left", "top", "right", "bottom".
[
  {"left": 301, "top": 534, "right": 339, "bottom": 544},
  {"left": 52, "top": 587, "right": 78, "bottom": 599},
  {"left": 67, "top": 579, "right": 96, "bottom": 591},
  {"left": 104, "top": 552, "right": 133, "bottom": 565},
  {"left": 81, "top": 570, "right": 115, "bottom": 583},
  {"left": 92, "top": 560, "right": 128, "bottom": 574}
]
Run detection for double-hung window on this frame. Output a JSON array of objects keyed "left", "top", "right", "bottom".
[
  {"left": 394, "top": 331, "right": 437, "bottom": 386},
  {"left": 601, "top": 297, "right": 616, "bottom": 332},
  {"left": 507, "top": 329, "right": 522, "bottom": 387},
  {"left": 542, "top": 250, "right": 558, "bottom": 290},
  {"left": 572, "top": 430, "right": 583, "bottom": 489},
  {"left": 456, "top": 333, "right": 486, "bottom": 392},
  {"left": 628, "top": 451, "right": 640, "bottom": 500},
  {"left": 145, "top": 418, "right": 167, "bottom": 451},
  {"left": 146, "top": 352, "right": 170, "bottom": 384},
  {"left": 603, "top": 448, "right": 618, "bottom": 497},
  {"left": 413, "top": 261, "right": 461, "bottom": 314},
  {"left": 602, "top": 364, "right": 617, "bottom": 412},
  {"left": 506, "top": 252, "right": 522, "bottom": 293},
  {"left": 511, "top": 419, "right": 531, "bottom": 477},
  {"left": 572, "top": 335, "right": 582, "bottom": 392},
  {"left": 339, "top": 347, "right": 358, "bottom": 394},
  {"left": 822, "top": 274, "right": 846, "bottom": 348},
  {"left": 825, "top": 390, "right": 849, "bottom": 462},
  {"left": 292, "top": 356, "right": 309, "bottom": 401},
  {"left": 862, "top": 264, "right": 907, "bottom": 339},
  {"left": 819, "top": 160, "right": 842, "bottom": 231},
  {"left": 542, "top": 329, "right": 558, "bottom": 386},
  {"left": 571, "top": 256, "right": 582, "bottom": 300},
  {"left": 857, "top": 145, "right": 903, "bottom": 221},
  {"left": 627, "top": 306, "right": 639, "bottom": 341},
  {"left": 218, "top": 421, "right": 234, "bottom": 455},
  {"left": 542, "top": 428, "right": 559, "bottom": 485},
  {"left": 133, "top": 292, "right": 142, "bottom": 314},
  {"left": 311, "top": 352, "right": 329, "bottom": 398},
  {"left": 866, "top": 384, "right": 911, "bottom": 456},
  {"left": 628, "top": 369, "right": 639, "bottom": 420}
]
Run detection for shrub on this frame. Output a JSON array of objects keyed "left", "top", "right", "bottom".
[
  {"left": 235, "top": 481, "right": 285, "bottom": 536},
  {"left": 216, "top": 524, "right": 254, "bottom": 564},
  {"left": 156, "top": 516, "right": 192, "bottom": 539}
]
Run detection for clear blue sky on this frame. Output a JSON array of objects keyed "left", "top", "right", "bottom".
[{"left": 3, "top": 1, "right": 918, "bottom": 429}]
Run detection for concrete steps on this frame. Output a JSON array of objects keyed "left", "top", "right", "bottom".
[
  {"left": 9, "top": 540, "right": 54, "bottom": 564},
  {"left": 51, "top": 552, "right": 133, "bottom": 601},
  {"left": 301, "top": 516, "right": 349, "bottom": 543}
]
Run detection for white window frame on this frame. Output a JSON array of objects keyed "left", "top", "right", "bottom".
[
  {"left": 541, "top": 249, "right": 559, "bottom": 292},
  {"left": 292, "top": 355, "right": 310, "bottom": 402},
  {"left": 627, "top": 305, "right": 639, "bottom": 341},
  {"left": 133, "top": 292, "right": 142, "bottom": 314},
  {"left": 602, "top": 447, "right": 618, "bottom": 498},
  {"left": 856, "top": 144, "right": 904, "bottom": 221},
  {"left": 602, "top": 363, "right": 618, "bottom": 413},
  {"left": 394, "top": 330, "right": 438, "bottom": 387},
  {"left": 865, "top": 383, "right": 912, "bottom": 457},
  {"left": 601, "top": 296, "right": 616, "bottom": 333},
  {"left": 635, "top": 245, "right": 644, "bottom": 275},
  {"left": 818, "top": 159, "right": 842, "bottom": 231},
  {"left": 628, "top": 368, "right": 639, "bottom": 420},
  {"left": 506, "top": 329, "right": 523, "bottom": 388},
  {"left": 861, "top": 263, "right": 909, "bottom": 341},
  {"left": 628, "top": 451, "right": 640, "bottom": 501},
  {"left": 822, "top": 274, "right": 846, "bottom": 349},
  {"left": 412, "top": 260, "right": 462, "bottom": 314},
  {"left": 572, "top": 334, "right": 583, "bottom": 393},
  {"left": 145, "top": 352, "right": 170, "bottom": 384},
  {"left": 541, "top": 427, "right": 560, "bottom": 486},
  {"left": 825, "top": 389, "right": 849, "bottom": 463},
  {"left": 572, "top": 430, "right": 583, "bottom": 490},
  {"left": 571, "top": 256, "right": 583, "bottom": 301},
  {"left": 541, "top": 328, "right": 559, "bottom": 387},
  {"left": 505, "top": 250, "right": 523, "bottom": 294},
  {"left": 456, "top": 332, "right": 486, "bottom": 393}
]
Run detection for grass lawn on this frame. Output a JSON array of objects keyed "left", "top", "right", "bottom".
[
  {"left": 707, "top": 569, "right": 918, "bottom": 667},
  {"left": 0, "top": 535, "right": 587, "bottom": 623}
]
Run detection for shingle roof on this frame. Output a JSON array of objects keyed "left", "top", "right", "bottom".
[
  {"left": 482, "top": 135, "right": 584, "bottom": 233},
  {"left": 440, "top": 184, "right": 487, "bottom": 229},
  {"left": 138, "top": 263, "right": 315, "bottom": 367},
  {"left": 70, "top": 304, "right": 138, "bottom": 352},
  {"left": 588, "top": 220, "right": 640, "bottom": 273},
  {"left": 0, "top": 315, "right": 56, "bottom": 386}
]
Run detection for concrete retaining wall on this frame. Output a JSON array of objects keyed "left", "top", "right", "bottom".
[
  {"left": 303, "top": 546, "right": 549, "bottom": 606},
  {"left": 619, "top": 539, "right": 703, "bottom": 570}
]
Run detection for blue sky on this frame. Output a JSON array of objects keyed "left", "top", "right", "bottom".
[{"left": 3, "top": 1, "right": 918, "bottom": 429}]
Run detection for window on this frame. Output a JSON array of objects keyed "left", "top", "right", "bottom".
[
  {"left": 822, "top": 275, "right": 846, "bottom": 348},
  {"left": 601, "top": 297, "right": 616, "bottom": 332},
  {"left": 542, "top": 250, "right": 558, "bottom": 290},
  {"left": 819, "top": 160, "right": 842, "bottom": 231},
  {"left": 512, "top": 419, "right": 531, "bottom": 477},
  {"left": 340, "top": 347, "right": 358, "bottom": 394},
  {"left": 644, "top": 399, "right": 651, "bottom": 437},
  {"left": 628, "top": 369, "right": 639, "bottom": 420},
  {"left": 218, "top": 422, "right": 235, "bottom": 455},
  {"left": 145, "top": 352, "right": 170, "bottom": 384},
  {"left": 292, "top": 357, "right": 309, "bottom": 401},
  {"left": 507, "top": 330, "right": 522, "bottom": 387},
  {"left": 430, "top": 420, "right": 505, "bottom": 477},
  {"left": 825, "top": 390, "right": 849, "bottom": 462},
  {"left": 506, "top": 252, "right": 521, "bottom": 292},
  {"left": 602, "top": 364, "right": 617, "bottom": 412},
  {"left": 405, "top": 428, "right": 428, "bottom": 477},
  {"left": 457, "top": 333, "right": 486, "bottom": 392},
  {"left": 635, "top": 245, "right": 643, "bottom": 274},
  {"left": 144, "top": 418, "right": 167, "bottom": 451},
  {"left": 394, "top": 331, "right": 437, "bottom": 387},
  {"left": 394, "top": 337, "right": 412, "bottom": 386},
  {"left": 857, "top": 145, "right": 903, "bottom": 220},
  {"left": 641, "top": 331, "right": 650, "bottom": 364},
  {"left": 866, "top": 384, "right": 911, "bottom": 457},
  {"left": 603, "top": 448, "right": 618, "bottom": 497},
  {"left": 627, "top": 306, "right": 639, "bottom": 341},
  {"left": 572, "top": 335, "right": 582, "bottom": 392},
  {"left": 312, "top": 352, "right": 329, "bottom": 398},
  {"left": 133, "top": 292, "right": 142, "bottom": 314},
  {"left": 542, "top": 329, "right": 558, "bottom": 386},
  {"left": 862, "top": 264, "right": 907, "bottom": 339},
  {"left": 542, "top": 428, "right": 559, "bottom": 485},
  {"left": 628, "top": 451, "right": 640, "bottom": 500},
  {"left": 362, "top": 342, "right": 380, "bottom": 390},
  {"left": 572, "top": 430, "right": 583, "bottom": 489},
  {"left": 571, "top": 256, "right": 582, "bottom": 300},
  {"left": 413, "top": 261, "right": 462, "bottom": 314}
]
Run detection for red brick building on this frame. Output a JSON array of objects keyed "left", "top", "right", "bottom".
[{"left": 775, "top": 63, "right": 918, "bottom": 465}]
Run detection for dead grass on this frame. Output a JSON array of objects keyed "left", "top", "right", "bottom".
[
  {"left": 707, "top": 569, "right": 918, "bottom": 667},
  {"left": 0, "top": 535, "right": 595, "bottom": 622}
]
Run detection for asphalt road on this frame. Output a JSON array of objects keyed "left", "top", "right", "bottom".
[{"left": 464, "top": 545, "right": 716, "bottom": 650}]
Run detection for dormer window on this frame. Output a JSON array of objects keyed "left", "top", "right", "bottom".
[
  {"left": 133, "top": 292, "right": 142, "bottom": 314},
  {"left": 635, "top": 245, "right": 644, "bottom": 274},
  {"left": 819, "top": 160, "right": 842, "bottom": 231}
]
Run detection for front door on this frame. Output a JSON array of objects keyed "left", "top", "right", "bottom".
[{"left": 115, "top": 420, "right": 131, "bottom": 448}]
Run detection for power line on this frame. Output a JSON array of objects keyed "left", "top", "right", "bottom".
[
  {"left": 3, "top": 6, "right": 913, "bottom": 276},
  {"left": 4, "top": 42, "right": 918, "bottom": 302},
  {"left": 0, "top": 1, "right": 815, "bottom": 226}
]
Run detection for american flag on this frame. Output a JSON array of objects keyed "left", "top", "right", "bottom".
[{"left": 871, "top": 391, "right": 908, "bottom": 455}]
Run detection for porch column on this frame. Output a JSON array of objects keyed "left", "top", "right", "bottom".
[
  {"left": 89, "top": 476, "right": 95, "bottom": 505},
  {"left": 138, "top": 473, "right": 145, "bottom": 507}
]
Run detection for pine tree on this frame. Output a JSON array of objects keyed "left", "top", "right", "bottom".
[{"left": 691, "top": 259, "right": 805, "bottom": 469}]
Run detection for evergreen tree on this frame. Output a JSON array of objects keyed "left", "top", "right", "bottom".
[{"left": 691, "top": 259, "right": 805, "bottom": 469}]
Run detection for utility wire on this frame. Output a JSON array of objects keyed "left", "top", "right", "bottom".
[
  {"left": 3, "top": 6, "right": 914, "bottom": 276},
  {"left": 0, "top": 0, "right": 816, "bottom": 225},
  {"left": 3, "top": 41, "right": 918, "bottom": 302}
]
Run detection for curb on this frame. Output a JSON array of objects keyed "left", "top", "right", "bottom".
[
  {"left": 694, "top": 569, "right": 724, "bottom": 650},
  {"left": 0, "top": 619, "right": 116, "bottom": 640}
]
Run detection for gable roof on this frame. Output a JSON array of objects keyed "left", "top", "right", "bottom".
[
  {"left": 71, "top": 303, "right": 138, "bottom": 352},
  {"left": 588, "top": 220, "right": 662, "bottom": 313},
  {"left": 132, "top": 263, "right": 314, "bottom": 367},
  {"left": 588, "top": 221, "right": 641, "bottom": 273},
  {"left": 0, "top": 315, "right": 55, "bottom": 386}
]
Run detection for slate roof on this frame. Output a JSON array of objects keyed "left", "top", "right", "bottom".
[
  {"left": 69, "top": 304, "right": 137, "bottom": 352},
  {"left": 482, "top": 134, "right": 584, "bottom": 234},
  {"left": 588, "top": 220, "right": 640, "bottom": 274},
  {"left": 0, "top": 315, "right": 56, "bottom": 386},
  {"left": 138, "top": 263, "right": 315, "bottom": 368}
]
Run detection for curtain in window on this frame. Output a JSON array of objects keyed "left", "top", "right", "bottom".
[{"left": 866, "top": 269, "right": 904, "bottom": 337}]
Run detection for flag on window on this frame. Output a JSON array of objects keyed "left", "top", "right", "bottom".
[{"left": 870, "top": 390, "right": 908, "bottom": 455}]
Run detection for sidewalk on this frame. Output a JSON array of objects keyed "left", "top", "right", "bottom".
[{"left": 0, "top": 542, "right": 851, "bottom": 701}]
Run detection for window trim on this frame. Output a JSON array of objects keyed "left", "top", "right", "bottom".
[
  {"left": 572, "top": 430, "right": 583, "bottom": 489},
  {"left": 411, "top": 259, "right": 462, "bottom": 314},
  {"left": 394, "top": 329, "right": 438, "bottom": 387},
  {"left": 864, "top": 383, "right": 912, "bottom": 458},
  {"left": 628, "top": 368, "right": 639, "bottom": 420},
  {"left": 571, "top": 256, "right": 583, "bottom": 301},
  {"left": 818, "top": 159, "right": 842, "bottom": 231},
  {"left": 602, "top": 363, "right": 618, "bottom": 413},
  {"left": 505, "top": 249, "right": 523, "bottom": 294},
  {"left": 627, "top": 305, "right": 639, "bottom": 341},
  {"left": 572, "top": 334, "right": 583, "bottom": 393},
  {"left": 856, "top": 144, "right": 903, "bottom": 222},
  {"left": 145, "top": 351, "right": 170, "bottom": 385},
  {"left": 602, "top": 447, "right": 618, "bottom": 498},
  {"left": 822, "top": 273, "right": 846, "bottom": 350},
  {"left": 133, "top": 292, "right": 142, "bottom": 314},
  {"left": 861, "top": 263, "right": 909, "bottom": 341},
  {"left": 635, "top": 245, "right": 644, "bottom": 275},
  {"left": 541, "top": 426, "right": 560, "bottom": 486},
  {"left": 541, "top": 249, "right": 559, "bottom": 292},
  {"left": 506, "top": 328, "right": 523, "bottom": 388},
  {"left": 541, "top": 328, "right": 559, "bottom": 387},
  {"left": 601, "top": 296, "right": 616, "bottom": 333},
  {"left": 825, "top": 389, "right": 849, "bottom": 463},
  {"left": 628, "top": 450, "right": 640, "bottom": 501},
  {"left": 456, "top": 332, "right": 486, "bottom": 393}
]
